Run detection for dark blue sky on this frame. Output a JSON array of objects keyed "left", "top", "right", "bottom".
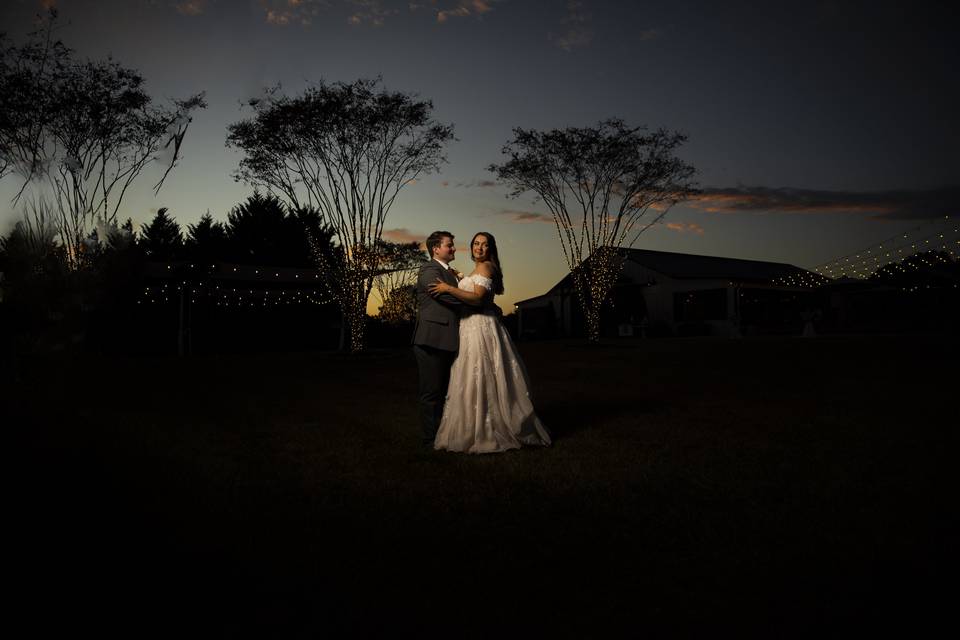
[{"left": 2, "top": 0, "right": 957, "bottom": 309}]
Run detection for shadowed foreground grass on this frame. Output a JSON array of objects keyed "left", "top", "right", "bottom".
[{"left": 10, "top": 335, "right": 955, "bottom": 636}]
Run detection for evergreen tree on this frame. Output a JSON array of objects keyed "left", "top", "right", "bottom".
[
  {"left": 140, "top": 208, "right": 183, "bottom": 261},
  {"left": 185, "top": 211, "right": 228, "bottom": 263},
  {"left": 116, "top": 218, "right": 137, "bottom": 245},
  {"left": 290, "top": 206, "right": 336, "bottom": 269},
  {"left": 225, "top": 193, "right": 335, "bottom": 267},
  {"left": 225, "top": 191, "right": 293, "bottom": 265}
]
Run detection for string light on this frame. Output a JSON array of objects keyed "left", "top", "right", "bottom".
[
  {"left": 868, "top": 248, "right": 959, "bottom": 292},
  {"left": 136, "top": 262, "right": 334, "bottom": 308},
  {"left": 769, "top": 269, "right": 832, "bottom": 288},
  {"left": 813, "top": 215, "right": 955, "bottom": 280}
]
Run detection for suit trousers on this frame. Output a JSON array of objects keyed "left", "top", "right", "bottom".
[{"left": 413, "top": 344, "right": 456, "bottom": 445}]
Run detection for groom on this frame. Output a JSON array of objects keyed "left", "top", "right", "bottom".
[{"left": 412, "top": 231, "right": 463, "bottom": 447}]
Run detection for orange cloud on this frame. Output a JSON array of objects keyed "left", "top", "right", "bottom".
[
  {"left": 174, "top": 1, "right": 208, "bottom": 16},
  {"left": 686, "top": 186, "right": 960, "bottom": 219},
  {"left": 383, "top": 228, "right": 427, "bottom": 248},
  {"left": 664, "top": 221, "right": 705, "bottom": 235},
  {"left": 265, "top": 9, "right": 291, "bottom": 25},
  {"left": 501, "top": 209, "right": 553, "bottom": 224},
  {"left": 347, "top": 0, "right": 397, "bottom": 26},
  {"left": 446, "top": 179, "right": 498, "bottom": 188},
  {"left": 253, "top": 0, "right": 499, "bottom": 28},
  {"left": 436, "top": 0, "right": 495, "bottom": 23},
  {"left": 260, "top": 0, "right": 322, "bottom": 26},
  {"left": 437, "top": 6, "right": 469, "bottom": 22},
  {"left": 688, "top": 191, "right": 875, "bottom": 214}
]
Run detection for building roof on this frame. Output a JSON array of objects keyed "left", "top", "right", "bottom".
[
  {"left": 515, "top": 248, "right": 820, "bottom": 306},
  {"left": 620, "top": 248, "right": 806, "bottom": 281}
]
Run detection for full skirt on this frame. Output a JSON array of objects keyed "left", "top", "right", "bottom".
[{"left": 434, "top": 310, "right": 551, "bottom": 453}]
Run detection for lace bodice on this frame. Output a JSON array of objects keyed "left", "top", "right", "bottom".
[
  {"left": 459, "top": 274, "right": 493, "bottom": 291},
  {"left": 459, "top": 274, "right": 496, "bottom": 317}
]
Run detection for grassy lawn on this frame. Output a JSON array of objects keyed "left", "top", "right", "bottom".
[{"left": 10, "top": 335, "right": 955, "bottom": 636}]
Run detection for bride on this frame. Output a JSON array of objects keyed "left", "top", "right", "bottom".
[{"left": 427, "top": 232, "right": 552, "bottom": 453}]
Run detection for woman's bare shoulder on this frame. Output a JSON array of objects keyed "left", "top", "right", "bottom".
[{"left": 474, "top": 261, "right": 495, "bottom": 276}]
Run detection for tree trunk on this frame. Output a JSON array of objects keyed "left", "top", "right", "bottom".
[
  {"left": 584, "top": 304, "right": 602, "bottom": 343},
  {"left": 348, "top": 310, "right": 366, "bottom": 353},
  {"left": 340, "top": 281, "right": 368, "bottom": 353},
  {"left": 572, "top": 272, "right": 600, "bottom": 343},
  {"left": 571, "top": 253, "right": 627, "bottom": 343}
]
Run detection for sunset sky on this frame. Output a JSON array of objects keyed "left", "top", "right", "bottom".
[{"left": 2, "top": 0, "right": 957, "bottom": 311}]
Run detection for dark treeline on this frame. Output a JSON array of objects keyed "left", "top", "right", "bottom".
[
  {"left": 0, "top": 189, "right": 430, "bottom": 366},
  {"left": 0, "top": 192, "right": 421, "bottom": 362},
  {"left": 138, "top": 191, "right": 333, "bottom": 267}
]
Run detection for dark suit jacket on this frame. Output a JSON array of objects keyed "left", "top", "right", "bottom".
[{"left": 412, "top": 260, "right": 462, "bottom": 352}]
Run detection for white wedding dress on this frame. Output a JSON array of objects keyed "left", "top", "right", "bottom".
[{"left": 434, "top": 274, "right": 552, "bottom": 454}]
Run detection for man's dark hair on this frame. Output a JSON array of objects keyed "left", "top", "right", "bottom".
[{"left": 425, "top": 231, "right": 453, "bottom": 257}]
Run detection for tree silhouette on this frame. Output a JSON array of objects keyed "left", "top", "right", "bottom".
[
  {"left": 489, "top": 119, "right": 698, "bottom": 342},
  {"left": 372, "top": 240, "right": 425, "bottom": 324},
  {"left": 222, "top": 191, "right": 299, "bottom": 266},
  {"left": 140, "top": 208, "right": 183, "bottom": 261},
  {"left": 290, "top": 205, "right": 337, "bottom": 270},
  {"left": 226, "top": 78, "right": 455, "bottom": 351},
  {"left": 90, "top": 217, "right": 146, "bottom": 337},
  {"left": 222, "top": 192, "right": 337, "bottom": 269},
  {"left": 377, "top": 284, "right": 418, "bottom": 325},
  {"left": 0, "top": 10, "right": 205, "bottom": 269},
  {"left": 225, "top": 191, "right": 289, "bottom": 264},
  {"left": 185, "top": 212, "right": 228, "bottom": 264}
]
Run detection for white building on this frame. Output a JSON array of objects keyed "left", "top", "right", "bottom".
[{"left": 515, "top": 249, "right": 826, "bottom": 338}]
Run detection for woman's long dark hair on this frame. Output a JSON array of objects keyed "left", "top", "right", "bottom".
[{"left": 470, "top": 231, "right": 504, "bottom": 295}]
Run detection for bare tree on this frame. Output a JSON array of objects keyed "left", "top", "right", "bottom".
[
  {"left": 226, "top": 78, "right": 454, "bottom": 351},
  {"left": 0, "top": 10, "right": 206, "bottom": 269},
  {"left": 489, "top": 118, "right": 698, "bottom": 342},
  {"left": 0, "top": 23, "right": 67, "bottom": 186}
]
